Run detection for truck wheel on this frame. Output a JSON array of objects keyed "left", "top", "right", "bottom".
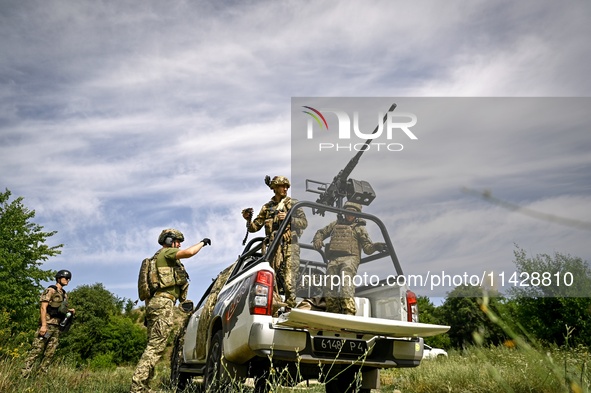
[
  {"left": 170, "top": 328, "right": 190, "bottom": 391},
  {"left": 324, "top": 366, "right": 370, "bottom": 393},
  {"left": 204, "top": 330, "right": 229, "bottom": 392}
]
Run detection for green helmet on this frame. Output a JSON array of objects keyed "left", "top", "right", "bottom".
[
  {"left": 269, "top": 176, "right": 290, "bottom": 189},
  {"left": 343, "top": 201, "right": 362, "bottom": 212},
  {"left": 158, "top": 229, "right": 185, "bottom": 246}
]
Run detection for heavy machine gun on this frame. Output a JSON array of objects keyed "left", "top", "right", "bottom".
[{"left": 306, "top": 102, "right": 397, "bottom": 215}]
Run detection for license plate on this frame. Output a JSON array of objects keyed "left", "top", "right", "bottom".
[{"left": 313, "top": 337, "right": 368, "bottom": 356}]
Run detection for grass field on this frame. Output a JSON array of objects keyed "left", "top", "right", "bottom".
[{"left": 2, "top": 344, "right": 589, "bottom": 393}]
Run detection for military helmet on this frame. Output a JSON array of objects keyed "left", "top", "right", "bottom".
[
  {"left": 343, "top": 201, "right": 362, "bottom": 212},
  {"left": 269, "top": 176, "right": 290, "bottom": 189},
  {"left": 158, "top": 228, "right": 185, "bottom": 245},
  {"left": 55, "top": 269, "right": 72, "bottom": 281}
]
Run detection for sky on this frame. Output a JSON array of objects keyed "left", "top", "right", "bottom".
[
  {"left": 291, "top": 97, "right": 590, "bottom": 298},
  {"left": 1, "top": 0, "right": 590, "bottom": 305}
]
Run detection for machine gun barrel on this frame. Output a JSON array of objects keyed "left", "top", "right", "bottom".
[{"left": 314, "top": 103, "right": 397, "bottom": 211}]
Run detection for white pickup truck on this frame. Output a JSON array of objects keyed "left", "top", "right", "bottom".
[{"left": 171, "top": 202, "right": 449, "bottom": 393}]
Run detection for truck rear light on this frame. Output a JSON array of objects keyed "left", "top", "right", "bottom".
[
  {"left": 250, "top": 270, "right": 274, "bottom": 316},
  {"left": 406, "top": 290, "right": 418, "bottom": 322}
]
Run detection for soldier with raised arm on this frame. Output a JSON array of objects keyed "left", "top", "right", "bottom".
[
  {"left": 131, "top": 229, "right": 210, "bottom": 393},
  {"left": 242, "top": 176, "right": 307, "bottom": 309}
]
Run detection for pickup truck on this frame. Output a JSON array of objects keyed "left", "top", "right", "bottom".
[{"left": 171, "top": 201, "right": 449, "bottom": 393}]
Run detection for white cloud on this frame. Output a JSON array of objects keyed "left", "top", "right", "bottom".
[{"left": 1, "top": 0, "right": 590, "bottom": 302}]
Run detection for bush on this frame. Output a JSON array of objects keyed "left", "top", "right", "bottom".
[{"left": 88, "top": 353, "right": 117, "bottom": 371}]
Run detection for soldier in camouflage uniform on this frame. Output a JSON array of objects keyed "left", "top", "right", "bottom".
[
  {"left": 130, "top": 229, "right": 211, "bottom": 393},
  {"left": 313, "top": 202, "right": 386, "bottom": 315},
  {"left": 21, "top": 269, "right": 75, "bottom": 377},
  {"left": 242, "top": 176, "right": 307, "bottom": 308}
]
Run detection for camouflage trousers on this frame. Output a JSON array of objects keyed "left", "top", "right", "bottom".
[
  {"left": 273, "top": 241, "right": 300, "bottom": 308},
  {"left": 324, "top": 257, "right": 359, "bottom": 316},
  {"left": 130, "top": 296, "right": 175, "bottom": 393},
  {"left": 21, "top": 324, "right": 61, "bottom": 377}
]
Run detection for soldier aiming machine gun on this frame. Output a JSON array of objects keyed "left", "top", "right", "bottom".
[{"left": 306, "top": 103, "right": 397, "bottom": 215}]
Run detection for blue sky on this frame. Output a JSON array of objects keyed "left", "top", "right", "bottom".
[{"left": 1, "top": 1, "right": 590, "bottom": 304}]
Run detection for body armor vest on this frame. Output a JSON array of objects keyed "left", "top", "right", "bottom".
[{"left": 329, "top": 224, "right": 356, "bottom": 255}]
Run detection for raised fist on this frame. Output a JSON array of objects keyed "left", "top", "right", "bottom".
[{"left": 242, "top": 208, "right": 253, "bottom": 220}]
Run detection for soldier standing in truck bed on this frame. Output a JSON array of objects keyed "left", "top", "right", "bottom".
[
  {"left": 313, "top": 202, "right": 386, "bottom": 315},
  {"left": 242, "top": 175, "right": 307, "bottom": 309}
]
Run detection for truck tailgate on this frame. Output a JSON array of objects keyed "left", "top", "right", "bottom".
[{"left": 276, "top": 309, "right": 449, "bottom": 338}]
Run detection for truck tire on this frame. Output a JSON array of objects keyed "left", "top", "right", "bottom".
[
  {"left": 170, "top": 328, "right": 190, "bottom": 391},
  {"left": 204, "top": 330, "right": 230, "bottom": 392}
]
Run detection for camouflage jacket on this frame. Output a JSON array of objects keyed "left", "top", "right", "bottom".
[
  {"left": 313, "top": 218, "right": 380, "bottom": 258},
  {"left": 247, "top": 196, "right": 308, "bottom": 239}
]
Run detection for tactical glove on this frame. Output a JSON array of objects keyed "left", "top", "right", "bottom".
[
  {"left": 242, "top": 208, "right": 253, "bottom": 220},
  {"left": 313, "top": 239, "right": 323, "bottom": 251},
  {"left": 374, "top": 242, "right": 387, "bottom": 252},
  {"left": 201, "top": 238, "right": 211, "bottom": 246}
]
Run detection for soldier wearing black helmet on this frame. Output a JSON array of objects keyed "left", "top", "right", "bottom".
[
  {"left": 242, "top": 175, "right": 308, "bottom": 309},
  {"left": 131, "top": 229, "right": 211, "bottom": 393},
  {"left": 21, "top": 269, "right": 75, "bottom": 377}
]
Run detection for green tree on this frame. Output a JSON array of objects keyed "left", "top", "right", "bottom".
[
  {"left": 417, "top": 296, "right": 450, "bottom": 348},
  {"left": 439, "top": 285, "right": 507, "bottom": 348},
  {"left": 509, "top": 247, "right": 591, "bottom": 347},
  {"left": 98, "top": 316, "right": 147, "bottom": 365},
  {"left": 59, "top": 283, "right": 147, "bottom": 366},
  {"left": 0, "top": 189, "right": 62, "bottom": 332}
]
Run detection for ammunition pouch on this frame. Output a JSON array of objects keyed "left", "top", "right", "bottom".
[
  {"left": 179, "top": 282, "right": 189, "bottom": 303},
  {"left": 156, "top": 264, "right": 189, "bottom": 290}
]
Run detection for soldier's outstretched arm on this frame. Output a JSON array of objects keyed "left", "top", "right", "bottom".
[{"left": 176, "top": 238, "right": 211, "bottom": 259}]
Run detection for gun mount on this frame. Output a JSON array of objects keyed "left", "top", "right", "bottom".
[{"left": 306, "top": 102, "right": 397, "bottom": 215}]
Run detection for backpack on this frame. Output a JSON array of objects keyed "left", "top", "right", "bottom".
[
  {"left": 138, "top": 251, "right": 161, "bottom": 301},
  {"left": 46, "top": 285, "right": 68, "bottom": 317}
]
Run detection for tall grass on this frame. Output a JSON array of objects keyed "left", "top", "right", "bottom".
[
  {"left": 3, "top": 344, "right": 589, "bottom": 393},
  {"left": 382, "top": 344, "right": 589, "bottom": 393},
  {"left": 381, "top": 295, "right": 590, "bottom": 393},
  {"left": 0, "top": 357, "right": 134, "bottom": 393},
  {"left": 2, "top": 295, "right": 589, "bottom": 393}
]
